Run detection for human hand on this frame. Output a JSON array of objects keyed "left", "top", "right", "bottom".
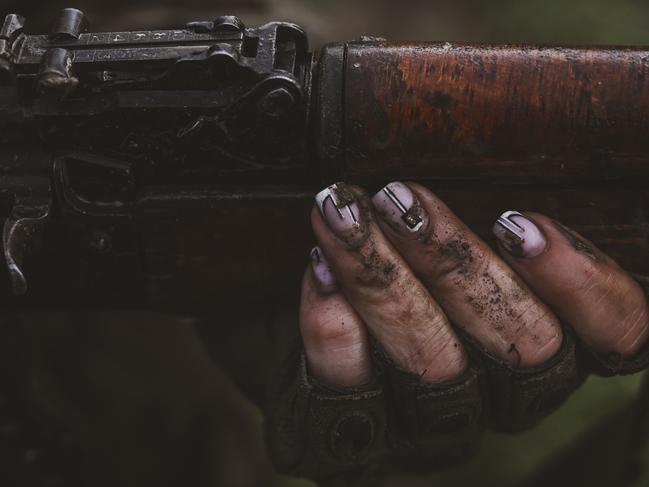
[{"left": 267, "top": 181, "right": 649, "bottom": 485}]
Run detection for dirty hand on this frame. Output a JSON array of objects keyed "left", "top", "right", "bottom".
[{"left": 267, "top": 181, "right": 649, "bottom": 485}]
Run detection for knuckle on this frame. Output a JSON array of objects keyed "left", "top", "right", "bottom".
[
  {"left": 406, "top": 326, "right": 466, "bottom": 381},
  {"left": 350, "top": 242, "right": 401, "bottom": 290},
  {"left": 302, "top": 313, "right": 360, "bottom": 349},
  {"left": 425, "top": 234, "right": 487, "bottom": 288},
  {"left": 353, "top": 259, "right": 400, "bottom": 289},
  {"left": 572, "top": 261, "right": 606, "bottom": 301},
  {"left": 520, "top": 303, "right": 560, "bottom": 338},
  {"left": 422, "top": 344, "right": 467, "bottom": 381},
  {"left": 612, "top": 297, "right": 649, "bottom": 355},
  {"left": 526, "top": 325, "right": 563, "bottom": 365},
  {"left": 568, "top": 265, "right": 649, "bottom": 356},
  {"left": 620, "top": 301, "right": 649, "bottom": 332}
]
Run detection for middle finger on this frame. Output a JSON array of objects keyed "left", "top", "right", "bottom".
[
  {"left": 371, "top": 181, "right": 563, "bottom": 368},
  {"left": 312, "top": 183, "right": 467, "bottom": 383}
]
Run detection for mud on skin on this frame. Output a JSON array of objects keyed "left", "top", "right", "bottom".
[
  {"left": 354, "top": 238, "right": 400, "bottom": 289},
  {"left": 327, "top": 183, "right": 402, "bottom": 289},
  {"left": 335, "top": 184, "right": 373, "bottom": 249},
  {"left": 418, "top": 220, "right": 554, "bottom": 358},
  {"left": 351, "top": 187, "right": 402, "bottom": 289},
  {"left": 551, "top": 220, "right": 604, "bottom": 263}
]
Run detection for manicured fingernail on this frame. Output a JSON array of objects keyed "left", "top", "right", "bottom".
[
  {"left": 493, "top": 211, "right": 547, "bottom": 258},
  {"left": 315, "top": 182, "right": 367, "bottom": 241},
  {"left": 371, "top": 182, "right": 428, "bottom": 238},
  {"left": 310, "top": 246, "right": 337, "bottom": 293}
]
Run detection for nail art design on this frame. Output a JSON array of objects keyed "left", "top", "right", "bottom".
[
  {"left": 315, "top": 183, "right": 359, "bottom": 223},
  {"left": 496, "top": 211, "right": 526, "bottom": 248},
  {"left": 310, "top": 246, "right": 337, "bottom": 293},
  {"left": 315, "top": 183, "right": 366, "bottom": 240},
  {"left": 493, "top": 211, "right": 547, "bottom": 258},
  {"left": 371, "top": 182, "right": 428, "bottom": 237}
]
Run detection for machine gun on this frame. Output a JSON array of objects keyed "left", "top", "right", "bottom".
[{"left": 1, "top": 8, "right": 649, "bottom": 311}]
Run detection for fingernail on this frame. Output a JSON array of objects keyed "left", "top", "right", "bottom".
[
  {"left": 371, "top": 181, "right": 428, "bottom": 238},
  {"left": 493, "top": 211, "right": 547, "bottom": 258},
  {"left": 310, "top": 246, "right": 337, "bottom": 293},
  {"left": 315, "top": 182, "right": 367, "bottom": 241}
]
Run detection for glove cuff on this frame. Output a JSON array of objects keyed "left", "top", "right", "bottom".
[
  {"left": 460, "top": 328, "right": 582, "bottom": 433},
  {"left": 266, "top": 351, "right": 387, "bottom": 485},
  {"left": 370, "top": 339, "right": 483, "bottom": 472}
]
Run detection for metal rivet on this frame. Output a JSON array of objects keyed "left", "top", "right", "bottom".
[
  {"left": 1, "top": 14, "right": 26, "bottom": 42},
  {"left": 50, "top": 8, "right": 88, "bottom": 40},
  {"left": 258, "top": 88, "right": 295, "bottom": 118},
  {"left": 213, "top": 16, "right": 245, "bottom": 31},
  {"left": 37, "top": 48, "right": 79, "bottom": 97},
  {"left": 89, "top": 231, "right": 112, "bottom": 253}
]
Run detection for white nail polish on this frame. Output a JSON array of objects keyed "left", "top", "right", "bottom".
[
  {"left": 371, "top": 181, "right": 428, "bottom": 236},
  {"left": 493, "top": 211, "right": 547, "bottom": 258},
  {"left": 315, "top": 183, "right": 364, "bottom": 236}
]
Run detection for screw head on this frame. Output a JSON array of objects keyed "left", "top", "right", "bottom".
[
  {"left": 89, "top": 231, "right": 112, "bottom": 253},
  {"left": 258, "top": 88, "right": 295, "bottom": 118}
]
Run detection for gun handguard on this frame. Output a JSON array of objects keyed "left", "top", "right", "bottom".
[{"left": 0, "top": 9, "right": 648, "bottom": 310}]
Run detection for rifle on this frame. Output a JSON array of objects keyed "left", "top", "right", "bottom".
[{"left": 1, "top": 8, "right": 648, "bottom": 311}]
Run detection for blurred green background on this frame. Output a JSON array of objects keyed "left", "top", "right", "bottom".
[
  {"left": 6, "top": 0, "right": 649, "bottom": 46},
  {"left": 3, "top": 1, "right": 649, "bottom": 486}
]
